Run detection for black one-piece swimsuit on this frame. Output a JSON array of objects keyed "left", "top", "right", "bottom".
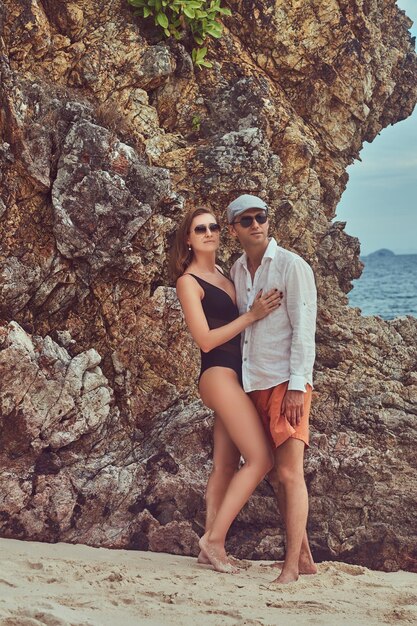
[{"left": 187, "top": 274, "right": 242, "bottom": 384}]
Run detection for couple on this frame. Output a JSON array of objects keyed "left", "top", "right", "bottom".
[{"left": 171, "top": 194, "right": 317, "bottom": 584}]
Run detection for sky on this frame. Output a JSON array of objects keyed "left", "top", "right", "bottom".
[{"left": 335, "top": 0, "right": 417, "bottom": 256}]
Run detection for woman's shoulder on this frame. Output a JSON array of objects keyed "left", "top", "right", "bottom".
[
  {"left": 175, "top": 272, "right": 204, "bottom": 301},
  {"left": 176, "top": 273, "right": 203, "bottom": 296},
  {"left": 176, "top": 272, "right": 196, "bottom": 285}
]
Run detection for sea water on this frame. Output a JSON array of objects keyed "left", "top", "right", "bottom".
[{"left": 348, "top": 253, "right": 417, "bottom": 320}]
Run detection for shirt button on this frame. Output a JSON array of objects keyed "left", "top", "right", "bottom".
[
  {"left": 243, "top": 357, "right": 247, "bottom": 361},
  {"left": 247, "top": 288, "right": 250, "bottom": 292},
  {"left": 244, "top": 340, "right": 248, "bottom": 344}
]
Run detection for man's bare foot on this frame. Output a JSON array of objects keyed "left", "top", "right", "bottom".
[
  {"left": 264, "top": 553, "right": 317, "bottom": 575},
  {"left": 298, "top": 555, "right": 318, "bottom": 575},
  {"left": 270, "top": 567, "right": 299, "bottom": 585},
  {"left": 296, "top": 545, "right": 318, "bottom": 574},
  {"left": 199, "top": 534, "right": 238, "bottom": 574}
]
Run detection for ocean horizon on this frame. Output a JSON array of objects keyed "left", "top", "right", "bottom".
[{"left": 348, "top": 250, "right": 417, "bottom": 320}]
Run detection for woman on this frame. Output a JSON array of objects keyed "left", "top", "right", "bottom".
[{"left": 171, "top": 207, "right": 281, "bottom": 573}]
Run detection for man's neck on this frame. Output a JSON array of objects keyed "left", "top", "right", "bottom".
[{"left": 245, "top": 240, "right": 269, "bottom": 276}]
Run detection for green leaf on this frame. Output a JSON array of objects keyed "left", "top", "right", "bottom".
[
  {"left": 192, "top": 47, "right": 208, "bottom": 64},
  {"left": 156, "top": 11, "right": 169, "bottom": 28},
  {"left": 206, "top": 23, "right": 222, "bottom": 38},
  {"left": 143, "top": 7, "right": 152, "bottom": 17},
  {"left": 195, "top": 57, "right": 212, "bottom": 69},
  {"left": 195, "top": 46, "right": 207, "bottom": 61}
]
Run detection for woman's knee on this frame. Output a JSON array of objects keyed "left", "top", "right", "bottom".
[
  {"left": 246, "top": 450, "right": 274, "bottom": 478},
  {"left": 212, "top": 459, "right": 239, "bottom": 478}
]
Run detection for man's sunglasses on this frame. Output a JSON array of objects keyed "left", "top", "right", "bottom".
[
  {"left": 193, "top": 223, "right": 221, "bottom": 235},
  {"left": 233, "top": 213, "right": 268, "bottom": 228}
]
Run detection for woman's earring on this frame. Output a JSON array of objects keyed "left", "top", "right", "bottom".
[{"left": 188, "top": 245, "right": 192, "bottom": 251}]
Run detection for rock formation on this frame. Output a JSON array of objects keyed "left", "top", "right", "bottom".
[{"left": 0, "top": 0, "right": 416, "bottom": 572}]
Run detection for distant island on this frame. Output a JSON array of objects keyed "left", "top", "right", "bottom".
[{"left": 364, "top": 248, "right": 395, "bottom": 258}]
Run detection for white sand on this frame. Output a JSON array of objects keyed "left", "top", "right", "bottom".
[{"left": 0, "top": 538, "right": 416, "bottom": 626}]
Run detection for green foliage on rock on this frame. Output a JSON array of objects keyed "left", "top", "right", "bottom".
[
  {"left": 191, "top": 113, "right": 202, "bottom": 131},
  {"left": 191, "top": 46, "right": 211, "bottom": 68},
  {"left": 127, "top": 0, "right": 231, "bottom": 68}
]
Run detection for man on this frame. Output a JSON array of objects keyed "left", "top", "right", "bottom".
[{"left": 227, "top": 193, "right": 318, "bottom": 584}]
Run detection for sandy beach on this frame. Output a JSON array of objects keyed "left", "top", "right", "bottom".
[{"left": 0, "top": 538, "right": 416, "bottom": 626}]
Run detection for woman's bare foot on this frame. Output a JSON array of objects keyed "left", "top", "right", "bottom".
[
  {"left": 199, "top": 534, "right": 238, "bottom": 574},
  {"left": 228, "top": 555, "right": 251, "bottom": 570},
  {"left": 197, "top": 550, "right": 210, "bottom": 565},
  {"left": 197, "top": 551, "right": 250, "bottom": 569}
]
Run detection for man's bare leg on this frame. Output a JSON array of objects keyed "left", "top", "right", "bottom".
[
  {"left": 197, "top": 414, "right": 240, "bottom": 564},
  {"left": 269, "top": 480, "right": 317, "bottom": 574},
  {"left": 269, "top": 438, "right": 310, "bottom": 584}
]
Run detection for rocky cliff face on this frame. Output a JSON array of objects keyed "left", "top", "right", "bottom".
[{"left": 1, "top": 0, "right": 416, "bottom": 572}]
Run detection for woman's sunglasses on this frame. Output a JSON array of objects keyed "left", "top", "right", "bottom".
[
  {"left": 193, "top": 223, "right": 221, "bottom": 235},
  {"left": 233, "top": 213, "right": 268, "bottom": 228}
]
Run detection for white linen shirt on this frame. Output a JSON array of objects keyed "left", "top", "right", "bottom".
[{"left": 230, "top": 238, "right": 317, "bottom": 393}]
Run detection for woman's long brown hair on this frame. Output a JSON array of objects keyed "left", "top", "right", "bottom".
[{"left": 170, "top": 207, "right": 216, "bottom": 282}]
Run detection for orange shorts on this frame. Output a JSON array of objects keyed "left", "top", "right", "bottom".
[{"left": 249, "top": 382, "right": 312, "bottom": 448}]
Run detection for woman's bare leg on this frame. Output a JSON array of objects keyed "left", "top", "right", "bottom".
[
  {"left": 205, "top": 414, "right": 241, "bottom": 530},
  {"left": 198, "top": 415, "right": 240, "bottom": 564},
  {"left": 198, "top": 368, "right": 273, "bottom": 573}
]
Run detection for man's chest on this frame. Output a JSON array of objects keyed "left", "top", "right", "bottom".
[{"left": 235, "top": 266, "right": 285, "bottom": 310}]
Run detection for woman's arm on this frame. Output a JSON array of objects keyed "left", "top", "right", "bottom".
[{"left": 176, "top": 274, "right": 280, "bottom": 353}]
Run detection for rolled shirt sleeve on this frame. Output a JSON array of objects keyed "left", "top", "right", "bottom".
[{"left": 285, "top": 257, "right": 317, "bottom": 391}]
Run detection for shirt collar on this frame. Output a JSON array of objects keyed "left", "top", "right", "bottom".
[{"left": 237, "top": 237, "right": 278, "bottom": 268}]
